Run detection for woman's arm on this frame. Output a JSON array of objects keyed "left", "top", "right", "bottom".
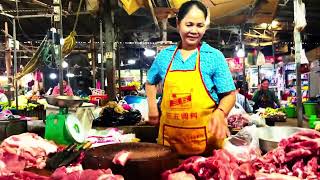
[
  {"left": 146, "top": 82, "right": 159, "bottom": 125},
  {"left": 209, "top": 91, "right": 236, "bottom": 139}
]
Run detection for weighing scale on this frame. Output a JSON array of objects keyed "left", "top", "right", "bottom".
[{"left": 45, "top": 95, "right": 85, "bottom": 145}]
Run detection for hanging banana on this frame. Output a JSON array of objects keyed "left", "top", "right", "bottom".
[
  {"left": 62, "top": 31, "right": 77, "bottom": 56},
  {"left": 15, "top": 37, "right": 48, "bottom": 80},
  {"left": 62, "top": 0, "right": 84, "bottom": 56}
]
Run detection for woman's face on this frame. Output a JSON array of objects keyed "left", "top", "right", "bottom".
[{"left": 177, "top": 6, "right": 207, "bottom": 48}]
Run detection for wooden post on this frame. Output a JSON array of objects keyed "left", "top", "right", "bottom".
[
  {"left": 104, "top": 3, "right": 116, "bottom": 100},
  {"left": 53, "top": 0, "right": 64, "bottom": 95},
  {"left": 294, "top": 0, "right": 304, "bottom": 127},
  {"left": 4, "top": 21, "right": 12, "bottom": 106}
]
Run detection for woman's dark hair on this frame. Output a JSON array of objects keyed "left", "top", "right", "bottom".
[
  {"left": 177, "top": 0, "right": 208, "bottom": 22},
  {"left": 261, "top": 78, "right": 270, "bottom": 83},
  {"left": 235, "top": 81, "right": 243, "bottom": 89}
]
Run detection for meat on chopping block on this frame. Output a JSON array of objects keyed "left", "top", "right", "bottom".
[{"left": 112, "top": 150, "right": 131, "bottom": 166}]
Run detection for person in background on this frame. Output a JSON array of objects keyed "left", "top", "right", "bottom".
[
  {"left": 75, "top": 80, "right": 91, "bottom": 97},
  {"left": 52, "top": 80, "right": 74, "bottom": 96},
  {"left": 146, "top": 1, "right": 236, "bottom": 156},
  {"left": 252, "top": 78, "right": 280, "bottom": 111},
  {"left": 0, "top": 88, "right": 8, "bottom": 103},
  {"left": 234, "top": 81, "right": 253, "bottom": 113}
]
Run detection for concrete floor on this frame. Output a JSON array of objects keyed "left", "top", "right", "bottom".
[{"left": 275, "top": 118, "right": 309, "bottom": 128}]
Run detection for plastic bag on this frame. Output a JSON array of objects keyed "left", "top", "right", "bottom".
[
  {"left": 223, "top": 125, "right": 261, "bottom": 162},
  {"left": 249, "top": 113, "right": 266, "bottom": 127},
  {"left": 256, "top": 51, "right": 266, "bottom": 66},
  {"left": 228, "top": 102, "right": 247, "bottom": 118},
  {"left": 294, "top": 0, "right": 307, "bottom": 31}
]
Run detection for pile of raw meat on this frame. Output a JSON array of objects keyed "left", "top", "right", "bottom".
[
  {"left": 0, "top": 166, "right": 124, "bottom": 180},
  {"left": 50, "top": 166, "right": 124, "bottom": 180},
  {"left": 253, "top": 130, "right": 320, "bottom": 179},
  {"left": 162, "top": 149, "right": 256, "bottom": 180},
  {"left": 0, "top": 133, "right": 58, "bottom": 175},
  {"left": 163, "top": 129, "right": 320, "bottom": 180},
  {"left": 227, "top": 114, "right": 249, "bottom": 129}
]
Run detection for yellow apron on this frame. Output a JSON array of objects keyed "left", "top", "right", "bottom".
[{"left": 158, "top": 46, "right": 223, "bottom": 156}]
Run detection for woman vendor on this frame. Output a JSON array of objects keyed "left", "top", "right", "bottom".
[
  {"left": 146, "top": 0, "right": 236, "bottom": 156},
  {"left": 52, "top": 80, "right": 74, "bottom": 96}
]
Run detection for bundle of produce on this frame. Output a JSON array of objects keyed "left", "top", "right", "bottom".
[
  {"left": 93, "top": 101, "right": 142, "bottom": 127},
  {"left": 253, "top": 130, "right": 320, "bottom": 179},
  {"left": 260, "top": 107, "right": 286, "bottom": 122},
  {"left": 162, "top": 149, "right": 256, "bottom": 180},
  {"left": 0, "top": 133, "right": 57, "bottom": 170},
  {"left": 227, "top": 114, "right": 250, "bottom": 129}
]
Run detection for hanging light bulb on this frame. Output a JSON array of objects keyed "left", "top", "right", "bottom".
[
  {"left": 144, "top": 48, "right": 156, "bottom": 57},
  {"left": 49, "top": 73, "right": 57, "bottom": 80},
  {"left": 62, "top": 61, "right": 68, "bottom": 68}
]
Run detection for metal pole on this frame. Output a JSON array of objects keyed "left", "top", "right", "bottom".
[
  {"left": 13, "top": 18, "right": 18, "bottom": 109},
  {"left": 294, "top": 0, "right": 303, "bottom": 127},
  {"left": 294, "top": 29, "right": 303, "bottom": 127},
  {"left": 100, "top": 20, "right": 105, "bottom": 90},
  {"left": 15, "top": 14, "right": 52, "bottom": 19},
  {"left": 54, "top": 0, "right": 64, "bottom": 95},
  {"left": 117, "top": 46, "right": 121, "bottom": 97}
]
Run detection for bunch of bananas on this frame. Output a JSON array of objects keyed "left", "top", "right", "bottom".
[
  {"left": 15, "top": 37, "right": 48, "bottom": 80},
  {"left": 62, "top": 31, "right": 77, "bottom": 56},
  {"left": 114, "top": 105, "right": 127, "bottom": 114},
  {"left": 103, "top": 101, "right": 128, "bottom": 114},
  {"left": 105, "top": 101, "right": 118, "bottom": 109},
  {"left": 127, "top": 81, "right": 141, "bottom": 90}
]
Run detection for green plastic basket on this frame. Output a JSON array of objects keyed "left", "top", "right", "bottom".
[
  {"left": 285, "top": 107, "right": 297, "bottom": 118},
  {"left": 303, "top": 103, "right": 318, "bottom": 117}
]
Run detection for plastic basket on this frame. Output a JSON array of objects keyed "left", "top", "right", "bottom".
[
  {"left": 285, "top": 107, "right": 297, "bottom": 118},
  {"left": 303, "top": 102, "right": 318, "bottom": 117}
]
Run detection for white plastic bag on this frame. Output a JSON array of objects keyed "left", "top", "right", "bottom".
[
  {"left": 223, "top": 125, "right": 261, "bottom": 162},
  {"left": 256, "top": 51, "right": 266, "bottom": 66},
  {"left": 228, "top": 102, "right": 246, "bottom": 118},
  {"left": 294, "top": 0, "right": 307, "bottom": 31}
]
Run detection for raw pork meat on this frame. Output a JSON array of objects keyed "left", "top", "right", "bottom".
[
  {"left": 162, "top": 150, "right": 256, "bottom": 180},
  {"left": 253, "top": 130, "right": 320, "bottom": 179},
  {"left": 0, "top": 133, "right": 57, "bottom": 176},
  {"left": 112, "top": 150, "right": 131, "bottom": 166},
  {"left": 51, "top": 166, "right": 124, "bottom": 180}
]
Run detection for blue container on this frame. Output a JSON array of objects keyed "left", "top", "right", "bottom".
[{"left": 124, "top": 96, "right": 146, "bottom": 104}]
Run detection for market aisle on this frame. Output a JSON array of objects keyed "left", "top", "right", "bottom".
[{"left": 275, "top": 118, "right": 309, "bottom": 128}]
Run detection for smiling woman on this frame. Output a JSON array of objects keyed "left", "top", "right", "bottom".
[{"left": 146, "top": 0, "right": 236, "bottom": 156}]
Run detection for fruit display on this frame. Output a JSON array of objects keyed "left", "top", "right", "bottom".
[
  {"left": 260, "top": 107, "right": 286, "bottom": 122},
  {"left": 0, "top": 95, "right": 40, "bottom": 111}
]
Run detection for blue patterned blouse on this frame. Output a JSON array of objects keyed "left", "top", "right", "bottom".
[{"left": 147, "top": 42, "right": 235, "bottom": 103}]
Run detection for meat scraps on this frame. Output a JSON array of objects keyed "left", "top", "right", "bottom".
[
  {"left": 112, "top": 150, "right": 131, "bottom": 166},
  {"left": 253, "top": 130, "right": 320, "bottom": 179},
  {"left": 163, "top": 129, "right": 320, "bottom": 180},
  {"left": 227, "top": 114, "right": 249, "bottom": 129},
  {"left": 51, "top": 166, "right": 124, "bottom": 180},
  {"left": 0, "top": 133, "right": 57, "bottom": 173},
  {"left": 162, "top": 150, "right": 256, "bottom": 180}
]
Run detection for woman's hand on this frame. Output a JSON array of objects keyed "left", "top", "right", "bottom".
[
  {"left": 148, "top": 106, "right": 159, "bottom": 126},
  {"left": 208, "top": 109, "right": 230, "bottom": 139}
]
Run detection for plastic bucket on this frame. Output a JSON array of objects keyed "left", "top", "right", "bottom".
[
  {"left": 285, "top": 107, "right": 297, "bottom": 118},
  {"left": 303, "top": 103, "right": 318, "bottom": 117}
]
